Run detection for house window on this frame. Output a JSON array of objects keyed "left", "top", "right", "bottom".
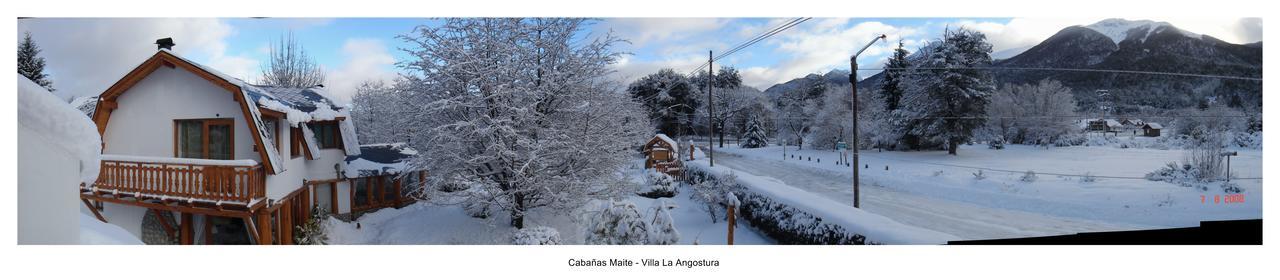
[
  {"left": 352, "top": 178, "right": 371, "bottom": 208},
  {"left": 290, "top": 127, "right": 303, "bottom": 159},
  {"left": 174, "top": 119, "right": 234, "bottom": 160},
  {"left": 310, "top": 121, "right": 342, "bottom": 149}
]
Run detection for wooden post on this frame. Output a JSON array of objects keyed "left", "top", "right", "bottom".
[
  {"left": 204, "top": 215, "right": 213, "bottom": 245},
  {"left": 726, "top": 205, "right": 736, "bottom": 245},
  {"left": 689, "top": 144, "right": 695, "bottom": 161},
  {"left": 257, "top": 209, "right": 272, "bottom": 245},
  {"left": 329, "top": 182, "right": 339, "bottom": 215},
  {"left": 281, "top": 200, "right": 293, "bottom": 245},
  {"left": 180, "top": 212, "right": 193, "bottom": 245}
]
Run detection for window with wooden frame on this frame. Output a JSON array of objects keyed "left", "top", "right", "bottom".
[
  {"left": 174, "top": 118, "right": 235, "bottom": 160},
  {"left": 309, "top": 121, "right": 342, "bottom": 149}
]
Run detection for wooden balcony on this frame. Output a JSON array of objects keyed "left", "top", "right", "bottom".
[{"left": 87, "top": 155, "right": 266, "bottom": 205}]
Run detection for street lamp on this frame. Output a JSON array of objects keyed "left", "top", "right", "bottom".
[{"left": 850, "top": 34, "right": 887, "bottom": 209}]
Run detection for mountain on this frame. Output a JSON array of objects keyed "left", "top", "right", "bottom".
[
  {"left": 843, "top": 18, "right": 1262, "bottom": 110},
  {"left": 763, "top": 69, "right": 850, "bottom": 99}
]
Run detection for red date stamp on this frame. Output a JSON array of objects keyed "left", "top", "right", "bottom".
[{"left": 1201, "top": 194, "right": 1245, "bottom": 204}]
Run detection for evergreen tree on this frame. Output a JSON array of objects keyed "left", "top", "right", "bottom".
[
  {"left": 293, "top": 206, "right": 329, "bottom": 245},
  {"left": 18, "top": 32, "right": 54, "bottom": 92},
  {"left": 880, "top": 41, "right": 910, "bottom": 111},
  {"left": 741, "top": 117, "right": 769, "bottom": 148},
  {"left": 902, "top": 28, "right": 995, "bottom": 155}
]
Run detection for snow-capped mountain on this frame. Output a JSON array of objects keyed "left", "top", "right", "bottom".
[
  {"left": 845, "top": 18, "right": 1261, "bottom": 110},
  {"left": 1084, "top": 18, "right": 1201, "bottom": 45}
]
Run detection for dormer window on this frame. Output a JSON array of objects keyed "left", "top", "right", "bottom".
[{"left": 310, "top": 121, "right": 342, "bottom": 149}]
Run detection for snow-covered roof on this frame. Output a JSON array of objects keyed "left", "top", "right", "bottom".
[
  {"left": 18, "top": 74, "right": 102, "bottom": 186},
  {"left": 652, "top": 134, "right": 678, "bottom": 148},
  {"left": 1144, "top": 123, "right": 1163, "bottom": 129},
  {"left": 344, "top": 143, "right": 421, "bottom": 178}
]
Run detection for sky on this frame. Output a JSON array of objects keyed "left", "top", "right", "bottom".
[{"left": 17, "top": 17, "right": 1261, "bottom": 104}]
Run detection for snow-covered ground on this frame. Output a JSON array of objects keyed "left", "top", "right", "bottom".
[
  {"left": 709, "top": 144, "right": 1261, "bottom": 240},
  {"left": 327, "top": 158, "right": 772, "bottom": 245}
]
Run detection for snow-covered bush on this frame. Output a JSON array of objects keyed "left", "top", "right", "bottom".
[
  {"left": 1020, "top": 170, "right": 1038, "bottom": 182},
  {"left": 512, "top": 226, "right": 562, "bottom": 245},
  {"left": 682, "top": 165, "right": 872, "bottom": 245},
  {"left": 647, "top": 198, "right": 680, "bottom": 245},
  {"left": 294, "top": 206, "right": 329, "bottom": 245},
  {"left": 687, "top": 169, "right": 744, "bottom": 223},
  {"left": 637, "top": 170, "right": 677, "bottom": 198},
  {"left": 461, "top": 183, "right": 504, "bottom": 219},
  {"left": 584, "top": 200, "right": 648, "bottom": 245}
]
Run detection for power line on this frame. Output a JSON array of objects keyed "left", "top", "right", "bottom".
[
  {"left": 690, "top": 17, "right": 811, "bottom": 75},
  {"left": 853, "top": 152, "right": 1261, "bottom": 180},
  {"left": 860, "top": 66, "right": 1263, "bottom": 81}
]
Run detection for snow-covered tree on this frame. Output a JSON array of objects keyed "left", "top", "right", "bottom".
[
  {"left": 898, "top": 28, "right": 996, "bottom": 155},
  {"left": 628, "top": 69, "right": 699, "bottom": 137},
  {"left": 880, "top": 41, "right": 910, "bottom": 112},
  {"left": 647, "top": 198, "right": 680, "bottom": 245},
  {"left": 398, "top": 18, "right": 649, "bottom": 228},
  {"left": 982, "top": 79, "right": 1079, "bottom": 146},
  {"left": 697, "top": 85, "right": 763, "bottom": 148},
  {"left": 258, "top": 31, "right": 326, "bottom": 88},
  {"left": 740, "top": 116, "right": 769, "bottom": 148},
  {"left": 350, "top": 79, "right": 413, "bottom": 144},
  {"left": 18, "top": 31, "right": 54, "bottom": 92},
  {"left": 584, "top": 200, "right": 649, "bottom": 245}
]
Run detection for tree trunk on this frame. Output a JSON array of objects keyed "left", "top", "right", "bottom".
[
  {"left": 718, "top": 124, "right": 725, "bottom": 148},
  {"left": 510, "top": 193, "right": 526, "bottom": 229},
  {"left": 948, "top": 140, "right": 959, "bottom": 155}
]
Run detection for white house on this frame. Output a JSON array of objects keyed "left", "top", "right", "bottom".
[{"left": 80, "top": 44, "right": 423, "bottom": 245}]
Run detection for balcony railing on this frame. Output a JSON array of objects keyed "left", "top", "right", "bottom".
[{"left": 90, "top": 155, "right": 266, "bottom": 204}]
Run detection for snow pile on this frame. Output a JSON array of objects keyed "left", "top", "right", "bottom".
[
  {"left": 79, "top": 213, "right": 143, "bottom": 245},
  {"left": 647, "top": 198, "right": 680, "bottom": 245},
  {"left": 18, "top": 74, "right": 102, "bottom": 186},
  {"left": 637, "top": 170, "right": 677, "bottom": 198},
  {"left": 512, "top": 226, "right": 562, "bottom": 245},
  {"left": 686, "top": 159, "right": 958, "bottom": 244},
  {"left": 101, "top": 154, "right": 259, "bottom": 166}
]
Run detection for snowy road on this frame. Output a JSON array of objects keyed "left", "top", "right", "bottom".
[{"left": 710, "top": 150, "right": 1149, "bottom": 240}]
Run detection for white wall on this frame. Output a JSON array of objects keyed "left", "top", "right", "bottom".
[
  {"left": 17, "top": 125, "right": 81, "bottom": 244},
  {"left": 103, "top": 66, "right": 257, "bottom": 160}
]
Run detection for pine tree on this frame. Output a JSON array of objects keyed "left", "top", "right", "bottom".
[
  {"left": 740, "top": 117, "right": 769, "bottom": 148},
  {"left": 293, "top": 206, "right": 329, "bottom": 245},
  {"left": 18, "top": 32, "right": 54, "bottom": 92},
  {"left": 880, "top": 41, "right": 910, "bottom": 112},
  {"left": 903, "top": 28, "right": 995, "bottom": 155}
]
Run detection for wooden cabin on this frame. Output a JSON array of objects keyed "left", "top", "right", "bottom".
[
  {"left": 643, "top": 134, "right": 682, "bottom": 175},
  {"left": 1142, "top": 123, "right": 1163, "bottom": 137},
  {"left": 79, "top": 45, "right": 425, "bottom": 245}
]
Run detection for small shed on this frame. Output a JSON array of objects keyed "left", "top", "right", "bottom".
[
  {"left": 1087, "top": 118, "right": 1123, "bottom": 132},
  {"left": 643, "top": 134, "right": 681, "bottom": 174},
  {"left": 1142, "top": 123, "right": 1163, "bottom": 137}
]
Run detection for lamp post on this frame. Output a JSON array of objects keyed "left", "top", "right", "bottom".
[{"left": 850, "top": 34, "right": 886, "bottom": 209}]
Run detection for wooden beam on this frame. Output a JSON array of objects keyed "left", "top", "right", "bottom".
[
  {"left": 330, "top": 182, "right": 339, "bottom": 215},
  {"left": 81, "top": 198, "right": 107, "bottom": 223},
  {"left": 257, "top": 209, "right": 272, "bottom": 245},
  {"left": 84, "top": 193, "right": 256, "bottom": 218},
  {"left": 180, "top": 213, "right": 193, "bottom": 245}
]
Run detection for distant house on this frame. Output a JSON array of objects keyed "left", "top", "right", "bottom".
[
  {"left": 1086, "top": 118, "right": 1123, "bottom": 132},
  {"left": 80, "top": 44, "right": 424, "bottom": 245},
  {"left": 1142, "top": 123, "right": 1163, "bottom": 137},
  {"left": 643, "top": 134, "right": 681, "bottom": 175}
]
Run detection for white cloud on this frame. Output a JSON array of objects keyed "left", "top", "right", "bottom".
[
  {"left": 324, "top": 38, "right": 398, "bottom": 105},
  {"left": 600, "top": 18, "right": 731, "bottom": 46},
  {"left": 16, "top": 18, "right": 256, "bottom": 99},
  {"left": 739, "top": 20, "right": 921, "bottom": 89}
]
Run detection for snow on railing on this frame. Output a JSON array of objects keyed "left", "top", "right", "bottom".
[{"left": 91, "top": 155, "right": 265, "bottom": 203}]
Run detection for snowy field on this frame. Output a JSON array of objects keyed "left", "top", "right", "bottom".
[
  {"left": 327, "top": 159, "right": 772, "bottom": 245},
  {"left": 709, "top": 143, "right": 1261, "bottom": 240}
]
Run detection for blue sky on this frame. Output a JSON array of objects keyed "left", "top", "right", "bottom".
[{"left": 18, "top": 17, "right": 1261, "bottom": 103}]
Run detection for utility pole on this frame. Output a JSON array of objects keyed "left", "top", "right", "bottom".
[
  {"left": 850, "top": 34, "right": 886, "bottom": 209},
  {"left": 708, "top": 50, "right": 715, "bottom": 167}
]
